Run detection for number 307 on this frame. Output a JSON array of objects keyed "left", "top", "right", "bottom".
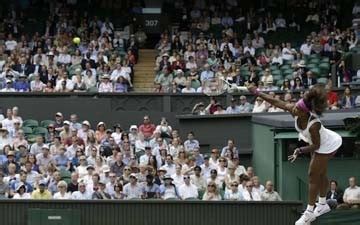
[{"left": 145, "top": 20, "right": 158, "bottom": 26}]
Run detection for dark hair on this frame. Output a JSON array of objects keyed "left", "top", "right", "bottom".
[
  {"left": 330, "top": 180, "right": 338, "bottom": 186},
  {"left": 114, "top": 182, "right": 123, "bottom": 191},
  {"left": 304, "top": 84, "right": 328, "bottom": 116}
]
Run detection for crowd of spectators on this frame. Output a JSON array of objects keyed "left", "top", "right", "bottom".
[
  {"left": 0, "top": 1, "right": 141, "bottom": 93},
  {"left": 153, "top": 0, "right": 360, "bottom": 94},
  {"left": 0, "top": 107, "right": 284, "bottom": 200}
]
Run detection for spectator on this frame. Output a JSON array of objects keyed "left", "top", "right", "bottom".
[
  {"left": 302, "top": 71, "right": 317, "bottom": 89},
  {"left": 71, "top": 182, "right": 92, "bottom": 200},
  {"left": 252, "top": 97, "right": 267, "bottom": 113},
  {"left": 337, "top": 177, "right": 360, "bottom": 209},
  {"left": 160, "top": 175, "right": 179, "bottom": 200},
  {"left": 192, "top": 102, "right": 207, "bottom": 115},
  {"left": 190, "top": 166, "right": 207, "bottom": 192},
  {"left": 261, "top": 69, "right": 273, "bottom": 87},
  {"left": 123, "top": 173, "right": 143, "bottom": 199},
  {"left": 112, "top": 182, "right": 125, "bottom": 199},
  {"left": 226, "top": 98, "right": 240, "bottom": 114},
  {"left": 92, "top": 180, "right": 111, "bottom": 200},
  {"left": 183, "top": 132, "right": 200, "bottom": 153},
  {"left": 326, "top": 81, "right": 339, "bottom": 110},
  {"left": 31, "top": 180, "right": 52, "bottom": 199},
  {"left": 139, "top": 115, "right": 156, "bottom": 140},
  {"left": 178, "top": 175, "right": 198, "bottom": 200},
  {"left": 340, "top": 87, "right": 356, "bottom": 109},
  {"left": 12, "top": 182, "right": 31, "bottom": 199},
  {"left": 242, "top": 180, "right": 261, "bottom": 201},
  {"left": 326, "top": 180, "right": 344, "bottom": 209},
  {"left": 202, "top": 181, "right": 222, "bottom": 200},
  {"left": 53, "top": 180, "right": 71, "bottom": 199},
  {"left": 238, "top": 96, "right": 253, "bottom": 113},
  {"left": 224, "top": 181, "right": 244, "bottom": 200},
  {"left": 143, "top": 174, "right": 160, "bottom": 199},
  {"left": 261, "top": 180, "right": 282, "bottom": 201}
]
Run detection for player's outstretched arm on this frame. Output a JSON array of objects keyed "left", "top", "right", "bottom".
[{"left": 247, "top": 83, "right": 295, "bottom": 114}]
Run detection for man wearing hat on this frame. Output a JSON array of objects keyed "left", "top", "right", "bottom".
[
  {"left": 54, "top": 112, "right": 64, "bottom": 132},
  {"left": 14, "top": 74, "right": 29, "bottom": 92},
  {"left": 226, "top": 98, "right": 240, "bottom": 114},
  {"left": 159, "top": 175, "right": 179, "bottom": 200},
  {"left": 31, "top": 179, "right": 52, "bottom": 199},
  {"left": 192, "top": 102, "right": 207, "bottom": 115},
  {"left": 3, "top": 151, "right": 20, "bottom": 174},
  {"left": 98, "top": 74, "right": 113, "bottom": 93},
  {"left": 92, "top": 179, "right": 111, "bottom": 199},
  {"left": 123, "top": 173, "right": 143, "bottom": 199},
  {"left": 0, "top": 79, "right": 15, "bottom": 92},
  {"left": 77, "top": 120, "right": 95, "bottom": 145},
  {"left": 59, "top": 120, "right": 71, "bottom": 140},
  {"left": 36, "top": 145, "right": 54, "bottom": 174}
]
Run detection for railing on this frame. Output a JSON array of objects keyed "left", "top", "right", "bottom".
[{"left": 0, "top": 200, "right": 302, "bottom": 225}]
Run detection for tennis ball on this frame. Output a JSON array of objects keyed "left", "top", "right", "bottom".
[{"left": 73, "top": 37, "right": 81, "bottom": 45}]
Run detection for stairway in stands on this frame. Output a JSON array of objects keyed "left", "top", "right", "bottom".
[{"left": 133, "top": 49, "right": 158, "bottom": 92}]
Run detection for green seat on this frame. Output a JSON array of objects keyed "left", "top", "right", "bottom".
[
  {"left": 23, "top": 119, "right": 39, "bottom": 128},
  {"left": 276, "top": 79, "right": 284, "bottom": 87},
  {"left": 306, "top": 64, "right": 317, "bottom": 69},
  {"left": 273, "top": 75, "right": 282, "bottom": 82},
  {"left": 310, "top": 67, "right": 321, "bottom": 76},
  {"left": 317, "top": 77, "right": 328, "bottom": 84},
  {"left": 26, "top": 134, "right": 37, "bottom": 143},
  {"left": 308, "top": 58, "right": 320, "bottom": 64},
  {"left": 33, "top": 127, "right": 48, "bottom": 136},
  {"left": 283, "top": 69, "right": 294, "bottom": 76},
  {"left": 320, "top": 57, "right": 329, "bottom": 63},
  {"left": 280, "top": 65, "right": 291, "bottom": 71},
  {"left": 270, "top": 65, "right": 278, "bottom": 71},
  {"left": 22, "top": 126, "right": 33, "bottom": 135},
  {"left": 40, "top": 120, "right": 55, "bottom": 128},
  {"left": 319, "top": 63, "right": 330, "bottom": 72},
  {"left": 283, "top": 59, "right": 293, "bottom": 65},
  {"left": 271, "top": 70, "right": 282, "bottom": 76},
  {"left": 285, "top": 74, "right": 294, "bottom": 80}
]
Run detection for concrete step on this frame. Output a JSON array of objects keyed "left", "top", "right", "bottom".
[{"left": 133, "top": 49, "right": 157, "bottom": 90}]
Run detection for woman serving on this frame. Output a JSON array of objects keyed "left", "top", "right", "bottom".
[{"left": 247, "top": 83, "right": 342, "bottom": 225}]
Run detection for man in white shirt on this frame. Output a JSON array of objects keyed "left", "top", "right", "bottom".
[
  {"left": 71, "top": 182, "right": 92, "bottom": 199},
  {"left": 1, "top": 80, "right": 15, "bottom": 92},
  {"left": 338, "top": 177, "right": 360, "bottom": 209},
  {"left": 1, "top": 109, "right": 15, "bottom": 134},
  {"left": 261, "top": 180, "right": 282, "bottom": 201},
  {"left": 57, "top": 47, "right": 71, "bottom": 65},
  {"left": 242, "top": 181, "right": 261, "bottom": 201},
  {"left": 243, "top": 42, "right": 255, "bottom": 57},
  {"left": 181, "top": 81, "right": 196, "bottom": 93},
  {"left": 200, "top": 155, "right": 215, "bottom": 178},
  {"left": 123, "top": 174, "right": 143, "bottom": 199},
  {"left": 178, "top": 175, "right": 199, "bottom": 199},
  {"left": 163, "top": 155, "right": 176, "bottom": 175},
  {"left": 300, "top": 39, "right": 313, "bottom": 56},
  {"left": 5, "top": 34, "right": 17, "bottom": 52}
]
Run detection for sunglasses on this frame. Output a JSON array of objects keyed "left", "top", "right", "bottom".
[
  {"left": 109, "top": 176, "right": 116, "bottom": 178},
  {"left": 124, "top": 168, "right": 131, "bottom": 171},
  {"left": 220, "top": 160, "right": 226, "bottom": 162},
  {"left": 231, "top": 184, "right": 238, "bottom": 187},
  {"left": 246, "top": 185, "right": 253, "bottom": 188},
  {"left": 183, "top": 177, "right": 190, "bottom": 180},
  {"left": 208, "top": 184, "right": 215, "bottom": 187}
]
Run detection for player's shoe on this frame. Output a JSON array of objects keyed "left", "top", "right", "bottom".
[
  {"left": 314, "top": 203, "right": 331, "bottom": 217},
  {"left": 295, "top": 210, "right": 316, "bottom": 225}
]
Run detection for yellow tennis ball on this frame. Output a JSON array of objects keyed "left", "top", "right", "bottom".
[{"left": 73, "top": 37, "right": 81, "bottom": 44}]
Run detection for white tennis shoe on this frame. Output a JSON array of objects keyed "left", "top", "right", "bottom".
[
  {"left": 295, "top": 210, "right": 316, "bottom": 225},
  {"left": 314, "top": 203, "right": 331, "bottom": 217}
]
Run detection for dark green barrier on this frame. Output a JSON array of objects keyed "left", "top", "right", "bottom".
[{"left": 0, "top": 200, "right": 302, "bottom": 225}]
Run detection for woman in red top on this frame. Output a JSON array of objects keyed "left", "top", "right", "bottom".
[{"left": 326, "top": 81, "right": 339, "bottom": 110}]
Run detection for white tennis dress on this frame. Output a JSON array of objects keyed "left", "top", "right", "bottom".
[{"left": 294, "top": 114, "right": 342, "bottom": 154}]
